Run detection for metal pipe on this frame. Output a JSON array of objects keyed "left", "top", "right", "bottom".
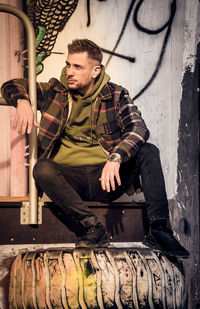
[{"left": 0, "top": 4, "right": 38, "bottom": 224}]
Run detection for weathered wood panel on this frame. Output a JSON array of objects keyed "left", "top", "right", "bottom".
[
  {"left": 0, "top": 204, "right": 147, "bottom": 244},
  {"left": 0, "top": 0, "right": 27, "bottom": 196}
]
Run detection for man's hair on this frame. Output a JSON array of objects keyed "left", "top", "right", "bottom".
[{"left": 67, "top": 39, "right": 103, "bottom": 64}]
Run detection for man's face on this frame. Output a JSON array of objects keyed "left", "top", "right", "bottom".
[{"left": 66, "top": 51, "right": 100, "bottom": 95}]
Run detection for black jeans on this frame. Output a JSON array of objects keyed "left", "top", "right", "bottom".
[{"left": 33, "top": 143, "right": 169, "bottom": 234}]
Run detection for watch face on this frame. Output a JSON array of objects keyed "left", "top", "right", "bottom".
[
  {"left": 108, "top": 154, "right": 115, "bottom": 160},
  {"left": 110, "top": 154, "right": 116, "bottom": 160},
  {"left": 108, "top": 153, "right": 121, "bottom": 163}
]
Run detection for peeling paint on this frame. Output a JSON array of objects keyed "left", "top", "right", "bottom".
[{"left": 174, "top": 39, "right": 200, "bottom": 307}]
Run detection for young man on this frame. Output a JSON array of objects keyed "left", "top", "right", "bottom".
[{"left": 1, "top": 39, "right": 189, "bottom": 257}]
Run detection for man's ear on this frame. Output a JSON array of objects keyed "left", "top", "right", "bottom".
[{"left": 93, "top": 66, "right": 101, "bottom": 78}]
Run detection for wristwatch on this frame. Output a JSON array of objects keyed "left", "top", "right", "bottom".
[{"left": 108, "top": 153, "right": 122, "bottom": 164}]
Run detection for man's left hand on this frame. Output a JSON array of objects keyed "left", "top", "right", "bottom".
[{"left": 100, "top": 161, "right": 121, "bottom": 192}]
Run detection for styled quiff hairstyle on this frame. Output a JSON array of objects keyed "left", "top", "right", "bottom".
[{"left": 67, "top": 39, "right": 103, "bottom": 64}]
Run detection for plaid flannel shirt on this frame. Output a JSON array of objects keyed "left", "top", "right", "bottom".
[{"left": 1, "top": 78, "right": 149, "bottom": 162}]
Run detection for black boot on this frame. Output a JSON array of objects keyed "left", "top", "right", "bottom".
[
  {"left": 143, "top": 219, "right": 190, "bottom": 258},
  {"left": 76, "top": 216, "right": 109, "bottom": 248}
]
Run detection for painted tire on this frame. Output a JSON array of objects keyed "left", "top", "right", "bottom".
[{"left": 9, "top": 248, "right": 185, "bottom": 309}]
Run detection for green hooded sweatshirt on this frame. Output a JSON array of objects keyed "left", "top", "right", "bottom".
[{"left": 52, "top": 66, "right": 110, "bottom": 166}]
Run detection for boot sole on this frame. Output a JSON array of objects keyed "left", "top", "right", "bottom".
[
  {"left": 76, "top": 233, "right": 110, "bottom": 248},
  {"left": 76, "top": 241, "right": 110, "bottom": 248},
  {"left": 143, "top": 235, "right": 190, "bottom": 258}
]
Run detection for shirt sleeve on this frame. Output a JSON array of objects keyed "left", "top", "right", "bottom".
[
  {"left": 1, "top": 78, "right": 50, "bottom": 111},
  {"left": 113, "top": 88, "right": 150, "bottom": 162}
]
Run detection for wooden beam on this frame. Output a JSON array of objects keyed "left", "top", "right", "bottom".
[
  {"left": 0, "top": 196, "right": 147, "bottom": 208},
  {"left": 0, "top": 196, "right": 29, "bottom": 202}
]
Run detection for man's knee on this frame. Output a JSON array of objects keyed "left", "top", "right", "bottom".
[{"left": 33, "top": 159, "right": 55, "bottom": 182}]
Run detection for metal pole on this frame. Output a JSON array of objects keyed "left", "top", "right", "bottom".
[{"left": 0, "top": 4, "right": 38, "bottom": 224}]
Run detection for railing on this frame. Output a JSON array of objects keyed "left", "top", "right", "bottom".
[{"left": 0, "top": 4, "right": 38, "bottom": 224}]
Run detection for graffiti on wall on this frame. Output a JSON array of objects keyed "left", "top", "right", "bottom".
[
  {"left": 26, "top": 0, "right": 78, "bottom": 74},
  {"left": 26, "top": 0, "right": 176, "bottom": 99},
  {"left": 87, "top": 0, "right": 176, "bottom": 100},
  {"left": 132, "top": 0, "right": 176, "bottom": 99}
]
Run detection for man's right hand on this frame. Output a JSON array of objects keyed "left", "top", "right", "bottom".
[{"left": 13, "top": 99, "right": 39, "bottom": 134}]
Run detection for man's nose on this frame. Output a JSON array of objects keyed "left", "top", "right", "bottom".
[{"left": 66, "top": 66, "right": 74, "bottom": 76}]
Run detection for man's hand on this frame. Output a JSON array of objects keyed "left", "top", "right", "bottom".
[
  {"left": 13, "top": 99, "right": 39, "bottom": 134},
  {"left": 100, "top": 160, "right": 121, "bottom": 192}
]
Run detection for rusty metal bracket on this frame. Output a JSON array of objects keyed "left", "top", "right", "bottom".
[{"left": 20, "top": 201, "right": 43, "bottom": 225}]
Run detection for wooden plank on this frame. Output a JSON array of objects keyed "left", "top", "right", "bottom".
[
  {"left": 8, "top": 1, "right": 27, "bottom": 196},
  {"left": 0, "top": 196, "right": 29, "bottom": 203},
  {"left": 86, "top": 201, "right": 147, "bottom": 208},
  {"left": 0, "top": 196, "right": 147, "bottom": 208},
  {"left": 0, "top": 0, "right": 27, "bottom": 197},
  {"left": 0, "top": 107, "right": 10, "bottom": 195},
  {"left": 10, "top": 107, "right": 28, "bottom": 196},
  {"left": 0, "top": 8, "right": 11, "bottom": 196}
]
